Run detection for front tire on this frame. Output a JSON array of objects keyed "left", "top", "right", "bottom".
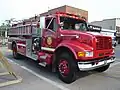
[
  {"left": 94, "top": 64, "right": 110, "bottom": 72},
  {"left": 57, "top": 52, "right": 77, "bottom": 84}
]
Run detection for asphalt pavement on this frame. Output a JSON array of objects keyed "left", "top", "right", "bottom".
[{"left": 0, "top": 45, "right": 120, "bottom": 90}]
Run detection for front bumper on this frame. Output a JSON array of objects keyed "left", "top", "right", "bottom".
[{"left": 78, "top": 56, "right": 115, "bottom": 71}]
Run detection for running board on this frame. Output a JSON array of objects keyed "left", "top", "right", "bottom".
[
  {"left": 40, "top": 55, "right": 47, "bottom": 60},
  {"left": 38, "top": 62, "right": 47, "bottom": 67}
]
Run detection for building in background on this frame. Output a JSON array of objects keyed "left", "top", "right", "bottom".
[
  {"left": 17, "top": 5, "right": 88, "bottom": 25},
  {"left": 91, "top": 18, "right": 120, "bottom": 44},
  {"left": 40, "top": 5, "right": 88, "bottom": 20}
]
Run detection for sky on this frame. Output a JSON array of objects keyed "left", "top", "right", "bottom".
[{"left": 0, "top": 0, "right": 120, "bottom": 25}]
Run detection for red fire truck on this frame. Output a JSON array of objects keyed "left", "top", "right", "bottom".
[{"left": 8, "top": 12, "right": 115, "bottom": 83}]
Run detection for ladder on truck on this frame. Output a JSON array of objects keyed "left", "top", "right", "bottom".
[
  {"left": 0, "top": 51, "right": 22, "bottom": 87},
  {"left": 8, "top": 23, "right": 40, "bottom": 36}
]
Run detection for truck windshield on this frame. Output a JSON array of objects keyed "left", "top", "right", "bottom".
[{"left": 60, "top": 16, "right": 87, "bottom": 31}]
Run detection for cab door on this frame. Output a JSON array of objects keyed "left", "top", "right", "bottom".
[{"left": 41, "top": 17, "right": 58, "bottom": 51}]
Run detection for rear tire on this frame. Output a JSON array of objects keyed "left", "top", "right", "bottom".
[
  {"left": 57, "top": 52, "right": 77, "bottom": 84},
  {"left": 94, "top": 64, "right": 110, "bottom": 72},
  {"left": 12, "top": 44, "right": 19, "bottom": 59}
]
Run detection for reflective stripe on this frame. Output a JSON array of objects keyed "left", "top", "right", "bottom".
[
  {"left": 61, "top": 34, "right": 78, "bottom": 37},
  {"left": 17, "top": 43, "right": 26, "bottom": 47},
  {"left": 41, "top": 47, "right": 55, "bottom": 52}
]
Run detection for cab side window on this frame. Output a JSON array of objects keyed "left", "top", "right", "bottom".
[{"left": 45, "top": 18, "right": 57, "bottom": 31}]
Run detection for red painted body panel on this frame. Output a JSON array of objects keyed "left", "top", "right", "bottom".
[
  {"left": 17, "top": 40, "right": 26, "bottom": 55},
  {"left": 56, "top": 40, "right": 93, "bottom": 59}
]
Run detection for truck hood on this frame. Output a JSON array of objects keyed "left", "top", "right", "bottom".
[
  {"left": 60, "top": 30, "right": 95, "bottom": 47},
  {"left": 60, "top": 30, "right": 111, "bottom": 47}
]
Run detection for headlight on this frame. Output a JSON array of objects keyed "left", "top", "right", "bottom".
[{"left": 85, "top": 51, "right": 93, "bottom": 57}]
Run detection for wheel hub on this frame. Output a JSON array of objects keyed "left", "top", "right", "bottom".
[{"left": 59, "top": 60, "right": 70, "bottom": 76}]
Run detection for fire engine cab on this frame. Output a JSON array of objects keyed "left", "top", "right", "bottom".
[{"left": 8, "top": 12, "right": 115, "bottom": 83}]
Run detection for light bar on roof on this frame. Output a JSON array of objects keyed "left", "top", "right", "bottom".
[{"left": 56, "top": 12, "right": 86, "bottom": 21}]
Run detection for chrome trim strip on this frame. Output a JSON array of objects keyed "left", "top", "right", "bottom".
[
  {"left": 78, "top": 57, "right": 115, "bottom": 71},
  {"left": 17, "top": 43, "right": 26, "bottom": 47},
  {"left": 41, "top": 47, "right": 55, "bottom": 52},
  {"left": 60, "top": 34, "right": 78, "bottom": 37}
]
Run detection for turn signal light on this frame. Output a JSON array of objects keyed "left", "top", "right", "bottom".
[{"left": 78, "top": 52, "right": 85, "bottom": 57}]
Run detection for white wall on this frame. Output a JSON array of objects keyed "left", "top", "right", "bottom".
[
  {"left": 116, "top": 18, "right": 120, "bottom": 37},
  {"left": 116, "top": 18, "right": 120, "bottom": 27},
  {"left": 101, "top": 29, "right": 116, "bottom": 39}
]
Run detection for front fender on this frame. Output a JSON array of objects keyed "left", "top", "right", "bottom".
[{"left": 56, "top": 40, "right": 93, "bottom": 59}]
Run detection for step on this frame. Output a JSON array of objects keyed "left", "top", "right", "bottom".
[{"left": 38, "top": 62, "right": 47, "bottom": 67}]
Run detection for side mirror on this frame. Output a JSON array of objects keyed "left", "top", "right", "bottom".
[
  {"left": 40, "top": 16, "right": 45, "bottom": 29},
  {"left": 59, "top": 22, "right": 64, "bottom": 27},
  {"left": 87, "top": 26, "right": 92, "bottom": 31}
]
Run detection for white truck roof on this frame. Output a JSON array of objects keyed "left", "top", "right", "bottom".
[{"left": 101, "top": 29, "right": 116, "bottom": 39}]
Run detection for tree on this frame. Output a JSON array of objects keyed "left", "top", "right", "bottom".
[
  {"left": 0, "top": 18, "right": 17, "bottom": 37},
  {"left": 0, "top": 23, "right": 7, "bottom": 37}
]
